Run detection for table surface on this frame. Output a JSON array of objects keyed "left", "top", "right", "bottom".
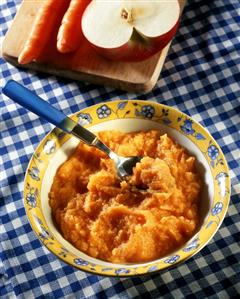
[{"left": 1, "top": 0, "right": 240, "bottom": 298}]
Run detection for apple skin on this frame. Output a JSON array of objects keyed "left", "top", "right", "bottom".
[{"left": 83, "top": 18, "right": 180, "bottom": 62}]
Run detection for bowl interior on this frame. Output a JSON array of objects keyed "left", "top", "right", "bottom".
[{"left": 41, "top": 118, "right": 214, "bottom": 268}]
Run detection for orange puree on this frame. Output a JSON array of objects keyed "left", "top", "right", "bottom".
[{"left": 49, "top": 130, "right": 201, "bottom": 263}]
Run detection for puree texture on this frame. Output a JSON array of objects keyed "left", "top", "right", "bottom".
[{"left": 49, "top": 130, "right": 201, "bottom": 263}]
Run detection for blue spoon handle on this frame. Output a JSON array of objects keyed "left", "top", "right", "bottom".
[
  {"left": 2, "top": 79, "right": 99, "bottom": 146},
  {"left": 2, "top": 80, "right": 70, "bottom": 132},
  {"left": 2, "top": 80, "right": 128, "bottom": 176}
]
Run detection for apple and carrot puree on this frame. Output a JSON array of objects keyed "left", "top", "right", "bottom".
[{"left": 49, "top": 130, "right": 201, "bottom": 263}]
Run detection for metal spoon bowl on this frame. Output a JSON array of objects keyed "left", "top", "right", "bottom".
[{"left": 3, "top": 80, "right": 141, "bottom": 179}]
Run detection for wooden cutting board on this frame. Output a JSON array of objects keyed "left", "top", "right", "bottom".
[{"left": 2, "top": 0, "right": 185, "bottom": 92}]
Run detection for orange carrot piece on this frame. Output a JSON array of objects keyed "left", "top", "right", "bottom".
[
  {"left": 18, "top": 0, "right": 70, "bottom": 64},
  {"left": 57, "top": 0, "right": 91, "bottom": 53}
]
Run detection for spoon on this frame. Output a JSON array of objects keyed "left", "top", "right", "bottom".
[{"left": 2, "top": 80, "right": 141, "bottom": 179}]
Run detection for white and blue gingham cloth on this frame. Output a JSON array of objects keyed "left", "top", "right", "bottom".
[{"left": 1, "top": 0, "right": 240, "bottom": 298}]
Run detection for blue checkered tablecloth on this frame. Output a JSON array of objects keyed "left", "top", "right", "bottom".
[{"left": 1, "top": 0, "right": 240, "bottom": 298}]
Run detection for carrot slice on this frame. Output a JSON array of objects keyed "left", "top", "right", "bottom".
[
  {"left": 18, "top": 0, "right": 70, "bottom": 64},
  {"left": 57, "top": 0, "right": 91, "bottom": 53}
]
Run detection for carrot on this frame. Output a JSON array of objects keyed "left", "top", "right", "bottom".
[
  {"left": 18, "top": 0, "right": 70, "bottom": 64},
  {"left": 57, "top": 0, "right": 91, "bottom": 53}
]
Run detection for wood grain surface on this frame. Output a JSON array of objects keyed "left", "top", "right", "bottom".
[{"left": 2, "top": 0, "right": 185, "bottom": 92}]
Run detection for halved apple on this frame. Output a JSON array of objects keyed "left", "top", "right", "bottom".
[{"left": 82, "top": 0, "right": 180, "bottom": 62}]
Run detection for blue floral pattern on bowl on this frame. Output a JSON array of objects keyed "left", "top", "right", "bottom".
[
  {"left": 32, "top": 215, "right": 54, "bottom": 245},
  {"left": 117, "top": 101, "right": 128, "bottom": 110},
  {"left": 28, "top": 166, "right": 40, "bottom": 181},
  {"left": 180, "top": 119, "right": 195, "bottom": 135},
  {"left": 43, "top": 139, "right": 56, "bottom": 155},
  {"left": 28, "top": 153, "right": 43, "bottom": 181},
  {"left": 208, "top": 144, "right": 219, "bottom": 162},
  {"left": 77, "top": 112, "right": 92, "bottom": 126},
  {"left": 206, "top": 202, "right": 224, "bottom": 229},
  {"left": 206, "top": 141, "right": 225, "bottom": 168},
  {"left": 39, "top": 227, "right": 52, "bottom": 241},
  {"left": 179, "top": 118, "right": 206, "bottom": 140},
  {"left": 34, "top": 216, "right": 43, "bottom": 226},
  {"left": 133, "top": 102, "right": 173, "bottom": 125},
  {"left": 115, "top": 268, "right": 130, "bottom": 275},
  {"left": 26, "top": 192, "right": 37, "bottom": 208},
  {"left": 215, "top": 172, "right": 229, "bottom": 198},
  {"left": 25, "top": 183, "right": 38, "bottom": 209},
  {"left": 215, "top": 172, "right": 228, "bottom": 185},
  {"left": 74, "top": 258, "right": 89, "bottom": 266},
  {"left": 183, "top": 238, "right": 199, "bottom": 252},
  {"left": 164, "top": 255, "right": 180, "bottom": 264},
  {"left": 97, "top": 105, "right": 111, "bottom": 119},
  {"left": 134, "top": 103, "right": 155, "bottom": 119},
  {"left": 211, "top": 202, "right": 223, "bottom": 216},
  {"left": 141, "top": 105, "right": 155, "bottom": 118}
]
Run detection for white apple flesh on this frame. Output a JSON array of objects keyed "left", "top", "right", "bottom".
[{"left": 82, "top": 0, "right": 180, "bottom": 62}]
